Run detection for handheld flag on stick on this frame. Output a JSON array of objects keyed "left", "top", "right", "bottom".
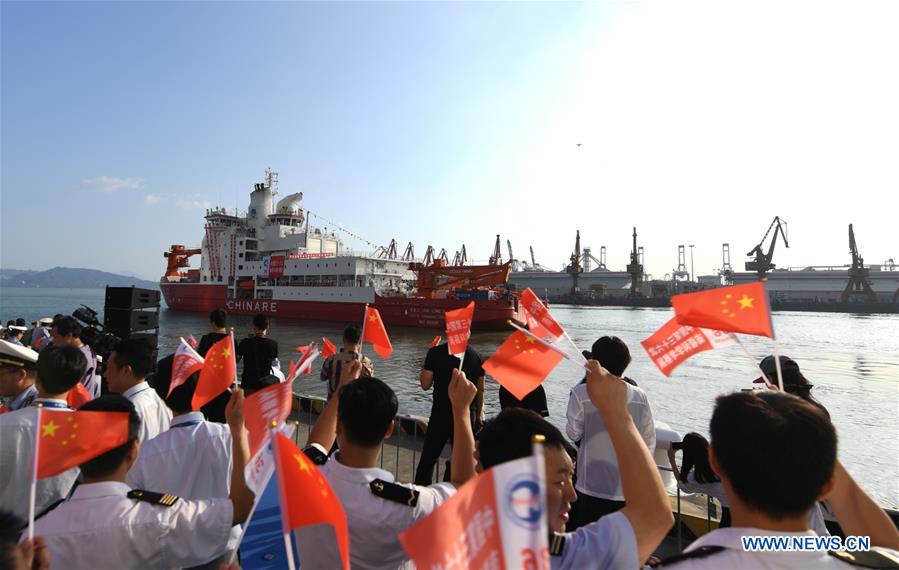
[
  {"left": 483, "top": 330, "right": 565, "bottom": 401},
  {"left": 400, "top": 451, "right": 547, "bottom": 569},
  {"left": 640, "top": 317, "right": 737, "bottom": 377},
  {"left": 66, "top": 383, "right": 93, "bottom": 409},
  {"left": 273, "top": 432, "right": 350, "bottom": 570},
  {"left": 287, "top": 345, "right": 320, "bottom": 385},
  {"left": 186, "top": 335, "right": 199, "bottom": 350},
  {"left": 192, "top": 335, "right": 236, "bottom": 410},
  {"left": 170, "top": 337, "right": 205, "bottom": 398},
  {"left": 321, "top": 337, "right": 338, "bottom": 359},
  {"left": 430, "top": 335, "right": 442, "bottom": 348},
  {"left": 445, "top": 302, "right": 475, "bottom": 358},
  {"left": 520, "top": 288, "right": 586, "bottom": 363},
  {"left": 245, "top": 381, "right": 293, "bottom": 457},
  {"left": 672, "top": 282, "right": 774, "bottom": 338},
  {"left": 362, "top": 306, "right": 393, "bottom": 359}
]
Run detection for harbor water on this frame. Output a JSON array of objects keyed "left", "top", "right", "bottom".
[{"left": 2, "top": 288, "right": 897, "bottom": 507}]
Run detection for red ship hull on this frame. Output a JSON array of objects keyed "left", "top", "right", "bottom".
[{"left": 160, "top": 282, "right": 520, "bottom": 330}]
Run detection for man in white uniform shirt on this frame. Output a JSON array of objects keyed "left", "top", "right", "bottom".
[
  {"left": 34, "top": 391, "right": 256, "bottom": 570},
  {"left": 127, "top": 355, "right": 239, "bottom": 565},
  {"left": 295, "top": 362, "right": 478, "bottom": 570},
  {"left": 477, "top": 361, "right": 673, "bottom": 569},
  {"left": 566, "top": 336, "right": 656, "bottom": 528},
  {"left": 106, "top": 338, "right": 171, "bottom": 441},
  {"left": 0, "top": 345, "right": 86, "bottom": 521},
  {"left": 652, "top": 391, "right": 899, "bottom": 569}
]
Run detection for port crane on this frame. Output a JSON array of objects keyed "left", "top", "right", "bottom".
[
  {"left": 565, "top": 230, "right": 583, "bottom": 295},
  {"left": 626, "top": 228, "right": 644, "bottom": 297},
  {"left": 506, "top": 240, "right": 522, "bottom": 272},
  {"left": 451, "top": 245, "right": 468, "bottom": 266},
  {"left": 841, "top": 224, "right": 877, "bottom": 302},
  {"left": 489, "top": 235, "right": 503, "bottom": 265},
  {"left": 718, "top": 243, "right": 734, "bottom": 285},
  {"left": 746, "top": 216, "right": 789, "bottom": 280},
  {"left": 164, "top": 245, "right": 202, "bottom": 279}
]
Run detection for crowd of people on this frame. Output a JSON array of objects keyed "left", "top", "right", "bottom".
[{"left": 0, "top": 309, "right": 897, "bottom": 569}]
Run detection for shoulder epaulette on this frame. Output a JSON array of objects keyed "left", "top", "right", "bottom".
[
  {"left": 829, "top": 549, "right": 899, "bottom": 569},
  {"left": 548, "top": 532, "right": 566, "bottom": 556},
  {"left": 648, "top": 546, "right": 726, "bottom": 567},
  {"left": 369, "top": 479, "right": 419, "bottom": 507},
  {"left": 303, "top": 445, "right": 329, "bottom": 466},
  {"left": 127, "top": 489, "right": 179, "bottom": 507}
]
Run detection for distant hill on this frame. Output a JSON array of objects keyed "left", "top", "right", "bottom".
[{"left": 0, "top": 267, "right": 158, "bottom": 289}]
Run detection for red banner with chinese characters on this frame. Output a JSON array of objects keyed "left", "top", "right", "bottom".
[
  {"left": 445, "top": 302, "right": 475, "bottom": 358},
  {"left": 268, "top": 255, "right": 285, "bottom": 278}
]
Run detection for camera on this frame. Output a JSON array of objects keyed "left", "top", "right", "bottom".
[{"left": 72, "top": 305, "right": 121, "bottom": 370}]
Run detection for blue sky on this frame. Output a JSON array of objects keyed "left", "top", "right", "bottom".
[{"left": 2, "top": 1, "right": 897, "bottom": 280}]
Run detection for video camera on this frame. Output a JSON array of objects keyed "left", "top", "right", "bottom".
[{"left": 72, "top": 304, "right": 121, "bottom": 364}]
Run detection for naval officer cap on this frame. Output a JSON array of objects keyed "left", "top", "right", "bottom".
[
  {"left": 0, "top": 339, "right": 39, "bottom": 369},
  {"left": 38, "top": 317, "right": 54, "bottom": 326}
]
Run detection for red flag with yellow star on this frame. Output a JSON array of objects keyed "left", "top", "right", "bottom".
[
  {"left": 273, "top": 432, "right": 349, "bottom": 569},
  {"left": 192, "top": 335, "right": 237, "bottom": 410},
  {"left": 37, "top": 409, "right": 130, "bottom": 479},
  {"left": 672, "top": 282, "right": 774, "bottom": 338},
  {"left": 483, "top": 330, "right": 565, "bottom": 400},
  {"left": 321, "top": 337, "right": 338, "bottom": 359},
  {"left": 362, "top": 306, "right": 393, "bottom": 359}
]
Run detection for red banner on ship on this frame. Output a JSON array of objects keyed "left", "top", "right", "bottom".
[{"left": 269, "top": 255, "right": 285, "bottom": 278}]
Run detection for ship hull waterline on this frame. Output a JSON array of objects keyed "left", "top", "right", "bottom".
[{"left": 160, "top": 283, "right": 521, "bottom": 330}]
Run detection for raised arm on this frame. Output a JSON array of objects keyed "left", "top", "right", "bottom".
[
  {"left": 584, "top": 361, "right": 673, "bottom": 564},
  {"left": 225, "top": 389, "right": 255, "bottom": 526},
  {"left": 448, "top": 368, "right": 477, "bottom": 488},
  {"left": 307, "top": 360, "right": 362, "bottom": 450},
  {"left": 419, "top": 369, "right": 434, "bottom": 391},
  {"left": 826, "top": 460, "right": 899, "bottom": 549}
]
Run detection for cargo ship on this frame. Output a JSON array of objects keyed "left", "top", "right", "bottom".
[{"left": 159, "top": 170, "right": 521, "bottom": 329}]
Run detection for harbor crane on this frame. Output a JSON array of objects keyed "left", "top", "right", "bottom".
[
  {"left": 401, "top": 242, "right": 415, "bottom": 262},
  {"left": 626, "top": 227, "right": 644, "bottom": 298},
  {"left": 719, "top": 243, "right": 734, "bottom": 285},
  {"left": 841, "top": 224, "right": 877, "bottom": 302},
  {"left": 746, "top": 216, "right": 789, "bottom": 280},
  {"left": 581, "top": 247, "right": 605, "bottom": 272},
  {"left": 507, "top": 240, "right": 522, "bottom": 272},
  {"left": 489, "top": 235, "right": 503, "bottom": 265},
  {"left": 451, "top": 245, "right": 467, "bottom": 266},
  {"left": 375, "top": 239, "right": 398, "bottom": 259},
  {"left": 673, "top": 245, "right": 690, "bottom": 281},
  {"left": 565, "top": 230, "right": 583, "bottom": 295}
]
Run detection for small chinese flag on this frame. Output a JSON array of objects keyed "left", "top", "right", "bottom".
[
  {"left": 430, "top": 335, "right": 442, "bottom": 348},
  {"left": 170, "top": 338, "right": 205, "bottom": 398},
  {"left": 520, "top": 288, "right": 565, "bottom": 342},
  {"left": 672, "top": 282, "right": 774, "bottom": 338},
  {"left": 0, "top": 405, "right": 8, "bottom": 415},
  {"left": 483, "top": 331, "right": 564, "bottom": 400},
  {"left": 193, "top": 335, "right": 237, "bottom": 410},
  {"left": 274, "top": 432, "right": 349, "bottom": 570},
  {"left": 66, "top": 383, "right": 93, "bottom": 409},
  {"left": 445, "top": 301, "right": 475, "bottom": 357},
  {"left": 245, "top": 381, "right": 293, "bottom": 457},
  {"left": 37, "top": 409, "right": 130, "bottom": 479},
  {"left": 362, "top": 306, "right": 393, "bottom": 359},
  {"left": 321, "top": 337, "right": 338, "bottom": 359},
  {"left": 294, "top": 343, "right": 313, "bottom": 354}
]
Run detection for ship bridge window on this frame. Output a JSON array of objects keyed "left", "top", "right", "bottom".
[
  {"left": 218, "top": 276, "right": 223, "bottom": 282},
  {"left": 238, "top": 265, "right": 244, "bottom": 270},
  {"left": 239, "top": 253, "right": 243, "bottom": 258}
]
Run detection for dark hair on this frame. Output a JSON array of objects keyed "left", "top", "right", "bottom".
[
  {"left": 477, "top": 408, "right": 573, "bottom": 470},
  {"left": 590, "top": 336, "right": 631, "bottom": 376},
  {"left": 111, "top": 338, "right": 155, "bottom": 379},
  {"left": 337, "top": 378, "right": 398, "bottom": 448},
  {"left": 150, "top": 354, "right": 199, "bottom": 414},
  {"left": 679, "top": 432, "right": 719, "bottom": 484},
  {"left": 210, "top": 309, "right": 228, "bottom": 328},
  {"left": 15, "top": 318, "right": 26, "bottom": 327},
  {"left": 36, "top": 345, "right": 86, "bottom": 394},
  {"left": 252, "top": 314, "right": 269, "bottom": 331},
  {"left": 0, "top": 509, "right": 25, "bottom": 566},
  {"left": 52, "top": 316, "right": 82, "bottom": 339},
  {"left": 343, "top": 325, "right": 361, "bottom": 345},
  {"left": 710, "top": 391, "right": 837, "bottom": 520},
  {"left": 78, "top": 395, "right": 141, "bottom": 478}
]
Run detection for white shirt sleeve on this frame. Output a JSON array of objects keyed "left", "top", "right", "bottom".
[
  {"left": 565, "top": 389, "right": 584, "bottom": 443},
  {"left": 412, "top": 482, "right": 456, "bottom": 522},
  {"left": 637, "top": 392, "right": 657, "bottom": 454},
  {"left": 159, "top": 498, "right": 234, "bottom": 568},
  {"left": 552, "top": 511, "right": 639, "bottom": 570}
]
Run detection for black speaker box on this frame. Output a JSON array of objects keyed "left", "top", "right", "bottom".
[
  {"left": 104, "top": 309, "right": 159, "bottom": 335},
  {"left": 105, "top": 287, "right": 161, "bottom": 310}
]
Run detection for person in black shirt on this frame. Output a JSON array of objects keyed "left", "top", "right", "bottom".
[
  {"left": 236, "top": 314, "right": 279, "bottom": 394},
  {"left": 413, "top": 342, "right": 484, "bottom": 485},
  {"left": 197, "top": 309, "right": 229, "bottom": 357}
]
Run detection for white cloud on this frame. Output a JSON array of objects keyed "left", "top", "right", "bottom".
[
  {"left": 81, "top": 176, "right": 144, "bottom": 193},
  {"left": 143, "top": 194, "right": 161, "bottom": 206},
  {"left": 176, "top": 199, "right": 210, "bottom": 209}
]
